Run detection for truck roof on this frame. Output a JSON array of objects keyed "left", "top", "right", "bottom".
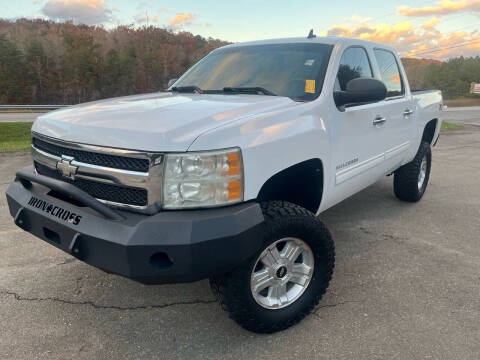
[{"left": 218, "top": 36, "right": 397, "bottom": 53}]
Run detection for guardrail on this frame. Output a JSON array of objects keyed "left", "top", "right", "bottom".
[{"left": 0, "top": 105, "right": 69, "bottom": 110}]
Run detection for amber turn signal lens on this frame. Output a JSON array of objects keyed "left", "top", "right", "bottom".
[
  {"left": 228, "top": 180, "right": 242, "bottom": 201},
  {"left": 226, "top": 153, "right": 240, "bottom": 176}
]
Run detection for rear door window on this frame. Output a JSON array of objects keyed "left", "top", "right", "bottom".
[{"left": 374, "top": 49, "right": 404, "bottom": 98}]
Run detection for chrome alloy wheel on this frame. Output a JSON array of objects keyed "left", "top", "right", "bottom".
[
  {"left": 250, "top": 237, "right": 314, "bottom": 309},
  {"left": 418, "top": 155, "right": 427, "bottom": 190}
]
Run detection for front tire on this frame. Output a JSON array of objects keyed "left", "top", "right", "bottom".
[
  {"left": 210, "top": 201, "right": 335, "bottom": 333},
  {"left": 394, "top": 141, "right": 432, "bottom": 202}
]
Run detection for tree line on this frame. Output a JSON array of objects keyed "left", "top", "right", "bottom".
[
  {"left": 0, "top": 19, "right": 479, "bottom": 104},
  {"left": 402, "top": 57, "right": 480, "bottom": 99},
  {"left": 0, "top": 19, "right": 227, "bottom": 104}
]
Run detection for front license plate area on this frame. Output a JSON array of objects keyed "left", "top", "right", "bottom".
[{"left": 16, "top": 197, "right": 86, "bottom": 258}]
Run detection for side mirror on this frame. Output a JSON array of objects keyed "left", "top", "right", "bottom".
[
  {"left": 334, "top": 78, "right": 387, "bottom": 108},
  {"left": 167, "top": 78, "right": 178, "bottom": 88}
]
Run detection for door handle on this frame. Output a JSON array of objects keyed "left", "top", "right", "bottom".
[
  {"left": 403, "top": 109, "right": 414, "bottom": 117},
  {"left": 373, "top": 116, "right": 386, "bottom": 126}
]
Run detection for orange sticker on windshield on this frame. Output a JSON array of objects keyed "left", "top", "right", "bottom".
[{"left": 305, "top": 79, "right": 316, "bottom": 94}]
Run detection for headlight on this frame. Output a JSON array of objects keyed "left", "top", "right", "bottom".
[{"left": 163, "top": 148, "right": 243, "bottom": 209}]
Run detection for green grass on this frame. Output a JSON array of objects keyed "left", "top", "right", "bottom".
[
  {"left": 441, "top": 121, "right": 464, "bottom": 131},
  {"left": 0, "top": 122, "right": 33, "bottom": 152}
]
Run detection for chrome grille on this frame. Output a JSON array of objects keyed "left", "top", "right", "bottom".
[
  {"left": 32, "top": 137, "right": 150, "bottom": 172},
  {"left": 31, "top": 133, "right": 164, "bottom": 213},
  {"left": 35, "top": 162, "right": 148, "bottom": 207}
]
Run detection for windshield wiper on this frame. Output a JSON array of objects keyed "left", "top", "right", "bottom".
[
  {"left": 171, "top": 86, "right": 204, "bottom": 94},
  {"left": 222, "top": 87, "right": 277, "bottom": 96},
  {"left": 171, "top": 86, "right": 277, "bottom": 96}
]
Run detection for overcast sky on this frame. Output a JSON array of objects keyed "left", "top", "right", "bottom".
[{"left": 2, "top": 0, "right": 480, "bottom": 58}]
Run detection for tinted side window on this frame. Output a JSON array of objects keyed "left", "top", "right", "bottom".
[
  {"left": 374, "top": 49, "right": 404, "bottom": 97},
  {"left": 336, "top": 47, "right": 373, "bottom": 91}
]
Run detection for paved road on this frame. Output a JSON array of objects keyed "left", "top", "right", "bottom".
[
  {"left": 0, "top": 113, "right": 44, "bottom": 123},
  {"left": 0, "top": 127, "right": 479, "bottom": 359},
  {"left": 1, "top": 106, "right": 479, "bottom": 125},
  {"left": 443, "top": 106, "right": 480, "bottom": 125}
]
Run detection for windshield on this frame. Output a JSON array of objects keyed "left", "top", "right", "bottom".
[{"left": 172, "top": 43, "right": 333, "bottom": 101}]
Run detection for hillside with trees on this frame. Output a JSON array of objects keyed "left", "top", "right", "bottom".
[
  {"left": 0, "top": 19, "right": 479, "bottom": 104},
  {"left": 0, "top": 19, "right": 227, "bottom": 104},
  {"left": 400, "top": 58, "right": 442, "bottom": 91},
  {"left": 401, "top": 57, "right": 480, "bottom": 99}
]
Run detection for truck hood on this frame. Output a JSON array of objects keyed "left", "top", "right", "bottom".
[{"left": 32, "top": 92, "right": 297, "bottom": 152}]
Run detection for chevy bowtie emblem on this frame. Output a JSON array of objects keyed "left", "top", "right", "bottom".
[{"left": 56, "top": 155, "right": 78, "bottom": 180}]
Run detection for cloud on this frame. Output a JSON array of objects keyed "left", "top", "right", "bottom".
[
  {"left": 42, "top": 0, "right": 112, "bottom": 24},
  {"left": 405, "top": 33, "right": 480, "bottom": 58},
  {"left": 397, "top": 0, "right": 480, "bottom": 17},
  {"left": 205, "top": 22, "right": 213, "bottom": 27},
  {"left": 346, "top": 15, "right": 373, "bottom": 23},
  {"left": 170, "top": 13, "right": 194, "bottom": 27},
  {"left": 353, "top": 26, "right": 376, "bottom": 36},
  {"left": 323, "top": 19, "right": 480, "bottom": 58},
  {"left": 421, "top": 17, "right": 442, "bottom": 30},
  {"left": 325, "top": 21, "right": 414, "bottom": 44}
]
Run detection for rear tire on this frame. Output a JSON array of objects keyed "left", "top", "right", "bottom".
[
  {"left": 210, "top": 201, "right": 335, "bottom": 333},
  {"left": 394, "top": 141, "right": 431, "bottom": 202}
]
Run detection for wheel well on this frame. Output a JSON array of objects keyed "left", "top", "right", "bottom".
[
  {"left": 422, "top": 119, "right": 438, "bottom": 145},
  {"left": 257, "top": 159, "right": 323, "bottom": 213}
]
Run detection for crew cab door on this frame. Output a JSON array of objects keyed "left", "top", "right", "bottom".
[
  {"left": 372, "top": 48, "right": 413, "bottom": 170},
  {"left": 328, "top": 46, "right": 390, "bottom": 205}
]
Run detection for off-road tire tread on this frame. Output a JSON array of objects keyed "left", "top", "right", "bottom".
[
  {"left": 210, "top": 201, "right": 335, "bottom": 333},
  {"left": 394, "top": 141, "right": 431, "bottom": 202}
]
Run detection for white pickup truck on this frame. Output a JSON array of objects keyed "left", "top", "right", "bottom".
[{"left": 6, "top": 34, "right": 443, "bottom": 333}]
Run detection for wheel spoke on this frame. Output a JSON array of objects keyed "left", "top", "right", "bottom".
[
  {"left": 289, "top": 264, "right": 312, "bottom": 286},
  {"left": 270, "top": 246, "right": 281, "bottom": 261},
  {"left": 281, "top": 241, "right": 302, "bottom": 264},
  {"left": 268, "top": 283, "right": 288, "bottom": 306},
  {"left": 251, "top": 268, "right": 275, "bottom": 293},
  {"left": 292, "top": 263, "right": 311, "bottom": 276},
  {"left": 260, "top": 246, "right": 280, "bottom": 269}
]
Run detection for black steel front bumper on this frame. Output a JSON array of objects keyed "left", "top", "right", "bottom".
[{"left": 6, "top": 167, "right": 265, "bottom": 284}]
